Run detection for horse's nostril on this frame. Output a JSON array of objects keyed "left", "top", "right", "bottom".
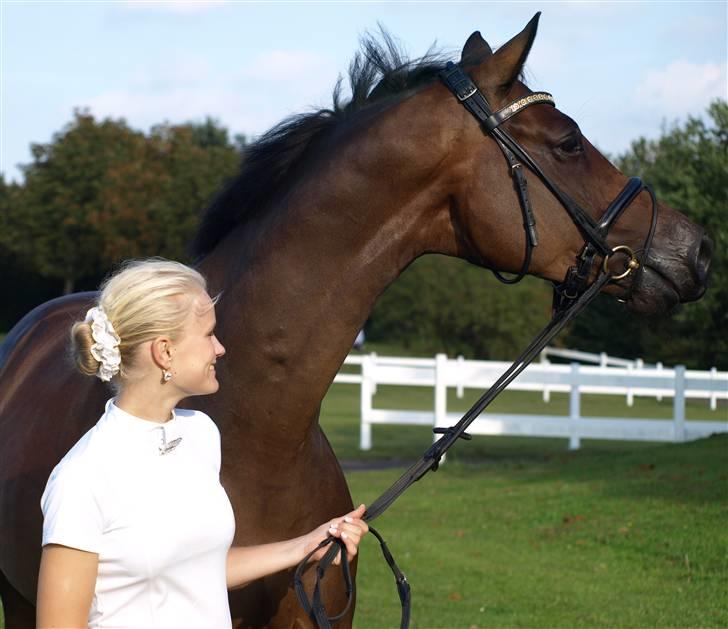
[{"left": 696, "top": 233, "right": 713, "bottom": 285}]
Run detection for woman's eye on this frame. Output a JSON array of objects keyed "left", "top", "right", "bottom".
[{"left": 557, "top": 134, "right": 584, "bottom": 156}]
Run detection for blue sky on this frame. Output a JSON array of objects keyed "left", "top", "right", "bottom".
[{"left": 1, "top": 0, "right": 726, "bottom": 183}]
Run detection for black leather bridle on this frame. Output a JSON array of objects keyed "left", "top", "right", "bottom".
[
  {"left": 437, "top": 62, "right": 658, "bottom": 310},
  {"left": 294, "top": 61, "right": 658, "bottom": 629}
]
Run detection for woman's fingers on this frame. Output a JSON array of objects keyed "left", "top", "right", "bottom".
[
  {"left": 327, "top": 523, "right": 366, "bottom": 559},
  {"left": 315, "top": 504, "right": 369, "bottom": 565}
]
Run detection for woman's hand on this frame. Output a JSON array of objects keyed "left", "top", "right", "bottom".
[
  {"left": 227, "top": 504, "right": 369, "bottom": 588},
  {"left": 304, "top": 504, "right": 369, "bottom": 565}
]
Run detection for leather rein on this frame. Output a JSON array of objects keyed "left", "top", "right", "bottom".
[{"left": 294, "top": 61, "right": 658, "bottom": 628}]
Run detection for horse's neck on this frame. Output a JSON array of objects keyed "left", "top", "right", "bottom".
[{"left": 199, "top": 106, "right": 450, "bottom": 442}]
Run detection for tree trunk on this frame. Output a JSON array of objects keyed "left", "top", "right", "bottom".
[{"left": 63, "top": 276, "right": 74, "bottom": 295}]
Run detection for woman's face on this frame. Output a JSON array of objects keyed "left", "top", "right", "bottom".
[{"left": 168, "top": 291, "right": 226, "bottom": 396}]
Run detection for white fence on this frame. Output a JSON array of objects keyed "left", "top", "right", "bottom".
[
  {"left": 333, "top": 353, "right": 728, "bottom": 453},
  {"left": 541, "top": 346, "right": 642, "bottom": 368}
]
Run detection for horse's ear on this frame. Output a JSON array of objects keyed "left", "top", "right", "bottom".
[
  {"left": 490, "top": 12, "right": 540, "bottom": 91},
  {"left": 460, "top": 31, "right": 492, "bottom": 65}
]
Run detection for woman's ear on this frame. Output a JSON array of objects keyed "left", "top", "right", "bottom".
[{"left": 150, "top": 337, "right": 173, "bottom": 369}]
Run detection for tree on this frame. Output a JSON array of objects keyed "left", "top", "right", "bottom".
[
  {"left": 368, "top": 255, "right": 552, "bottom": 359},
  {"left": 6, "top": 112, "right": 242, "bottom": 295},
  {"left": 11, "top": 110, "right": 148, "bottom": 293},
  {"left": 146, "top": 119, "right": 241, "bottom": 260},
  {"left": 566, "top": 100, "right": 727, "bottom": 368}
]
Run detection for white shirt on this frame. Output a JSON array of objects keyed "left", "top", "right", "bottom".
[{"left": 41, "top": 399, "right": 236, "bottom": 628}]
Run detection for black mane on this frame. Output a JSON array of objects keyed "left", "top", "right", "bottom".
[{"left": 191, "top": 32, "right": 451, "bottom": 258}]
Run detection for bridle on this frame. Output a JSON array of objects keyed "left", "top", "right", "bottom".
[
  {"left": 294, "top": 61, "right": 659, "bottom": 628},
  {"left": 437, "top": 62, "right": 658, "bottom": 310}
]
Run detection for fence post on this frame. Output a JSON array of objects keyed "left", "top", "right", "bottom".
[
  {"left": 673, "top": 365, "right": 686, "bottom": 442},
  {"left": 359, "top": 354, "right": 373, "bottom": 450},
  {"left": 541, "top": 352, "right": 551, "bottom": 403},
  {"left": 626, "top": 364, "right": 634, "bottom": 407},
  {"left": 569, "top": 362, "right": 581, "bottom": 450},
  {"left": 370, "top": 352, "right": 378, "bottom": 395},
  {"left": 456, "top": 355, "right": 465, "bottom": 399},
  {"left": 656, "top": 362, "right": 663, "bottom": 402},
  {"left": 600, "top": 352, "right": 607, "bottom": 367},
  {"left": 710, "top": 367, "right": 717, "bottom": 411},
  {"left": 434, "top": 353, "right": 449, "bottom": 463}
]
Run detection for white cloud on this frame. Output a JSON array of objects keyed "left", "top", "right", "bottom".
[
  {"left": 634, "top": 60, "right": 727, "bottom": 116},
  {"left": 87, "top": 84, "right": 282, "bottom": 137},
  {"left": 84, "top": 51, "right": 340, "bottom": 140}
]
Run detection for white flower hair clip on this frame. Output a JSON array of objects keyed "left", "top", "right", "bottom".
[{"left": 84, "top": 306, "right": 121, "bottom": 382}]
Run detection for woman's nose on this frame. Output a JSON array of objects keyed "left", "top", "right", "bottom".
[{"left": 214, "top": 336, "right": 226, "bottom": 357}]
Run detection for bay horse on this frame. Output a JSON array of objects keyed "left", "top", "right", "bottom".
[{"left": 0, "top": 15, "right": 712, "bottom": 628}]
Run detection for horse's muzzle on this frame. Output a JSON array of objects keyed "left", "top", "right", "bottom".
[{"left": 627, "top": 212, "right": 712, "bottom": 315}]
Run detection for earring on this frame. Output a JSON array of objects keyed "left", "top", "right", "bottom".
[{"left": 163, "top": 369, "right": 172, "bottom": 383}]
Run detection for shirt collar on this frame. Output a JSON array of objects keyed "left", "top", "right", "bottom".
[
  {"left": 103, "top": 398, "right": 185, "bottom": 455},
  {"left": 105, "top": 398, "right": 178, "bottom": 432}
]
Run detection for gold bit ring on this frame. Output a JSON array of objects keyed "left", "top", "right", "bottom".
[{"left": 603, "top": 245, "right": 640, "bottom": 280}]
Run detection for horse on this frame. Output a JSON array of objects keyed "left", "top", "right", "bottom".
[{"left": 0, "top": 14, "right": 712, "bottom": 628}]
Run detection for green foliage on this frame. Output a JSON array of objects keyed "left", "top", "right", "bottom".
[
  {"left": 368, "top": 255, "right": 552, "bottom": 360},
  {"left": 566, "top": 100, "right": 728, "bottom": 368},
  {"left": 3, "top": 110, "right": 241, "bottom": 295}
]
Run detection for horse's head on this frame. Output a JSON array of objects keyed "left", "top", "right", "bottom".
[{"left": 439, "top": 13, "right": 711, "bottom": 315}]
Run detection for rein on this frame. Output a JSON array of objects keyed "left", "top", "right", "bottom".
[{"left": 294, "top": 62, "right": 658, "bottom": 628}]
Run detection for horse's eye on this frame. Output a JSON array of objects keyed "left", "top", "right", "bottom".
[{"left": 556, "top": 133, "right": 584, "bottom": 156}]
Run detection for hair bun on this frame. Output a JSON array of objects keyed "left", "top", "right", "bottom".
[{"left": 71, "top": 320, "right": 102, "bottom": 377}]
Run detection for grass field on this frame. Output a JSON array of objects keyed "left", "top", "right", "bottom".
[
  {"left": 1, "top": 365, "right": 725, "bottom": 628},
  {"left": 345, "top": 435, "right": 727, "bottom": 628},
  {"left": 323, "top": 383, "right": 727, "bottom": 628}
]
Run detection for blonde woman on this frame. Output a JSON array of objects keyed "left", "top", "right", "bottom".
[{"left": 36, "top": 259, "right": 368, "bottom": 628}]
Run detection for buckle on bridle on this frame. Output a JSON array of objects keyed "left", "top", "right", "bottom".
[
  {"left": 603, "top": 245, "right": 640, "bottom": 280},
  {"left": 457, "top": 85, "right": 477, "bottom": 101}
]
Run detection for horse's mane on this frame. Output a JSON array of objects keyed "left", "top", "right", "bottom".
[{"left": 191, "top": 31, "right": 451, "bottom": 258}]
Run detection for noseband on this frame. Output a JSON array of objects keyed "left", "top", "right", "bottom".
[{"left": 294, "top": 62, "right": 659, "bottom": 629}]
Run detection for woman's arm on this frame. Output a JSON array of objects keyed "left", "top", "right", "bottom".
[
  {"left": 226, "top": 504, "right": 368, "bottom": 590},
  {"left": 37, "top": 544, "right": 99, "bottom": 628}
]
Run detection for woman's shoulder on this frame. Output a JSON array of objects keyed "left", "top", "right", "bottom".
[
  {"left": 174, "top": 408, "right": 222, "bottom": 471},
  {"left": 175, "top": 407, "right": 221, "bottom": 440},
  {"left": 42, "top": 420, "right": 108, "bottom": 508},
  {"left": 53, "top": 416, "right": 111, "bottom": 474}
]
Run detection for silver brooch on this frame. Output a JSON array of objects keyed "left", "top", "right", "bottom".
[{"left": 159, "top": 429, "right": 182, "bottom": 455}]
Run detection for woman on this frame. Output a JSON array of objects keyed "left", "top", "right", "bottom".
[{"left": 36, "top": 258, "right": 368, "bottom": 628}]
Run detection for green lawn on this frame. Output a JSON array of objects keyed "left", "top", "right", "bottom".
[
  {"left": 346, "top": 435, "right": 727, "bottom": 628},
  {"left": 323, "top": 382, "right": 727, "bottom": 628}
]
